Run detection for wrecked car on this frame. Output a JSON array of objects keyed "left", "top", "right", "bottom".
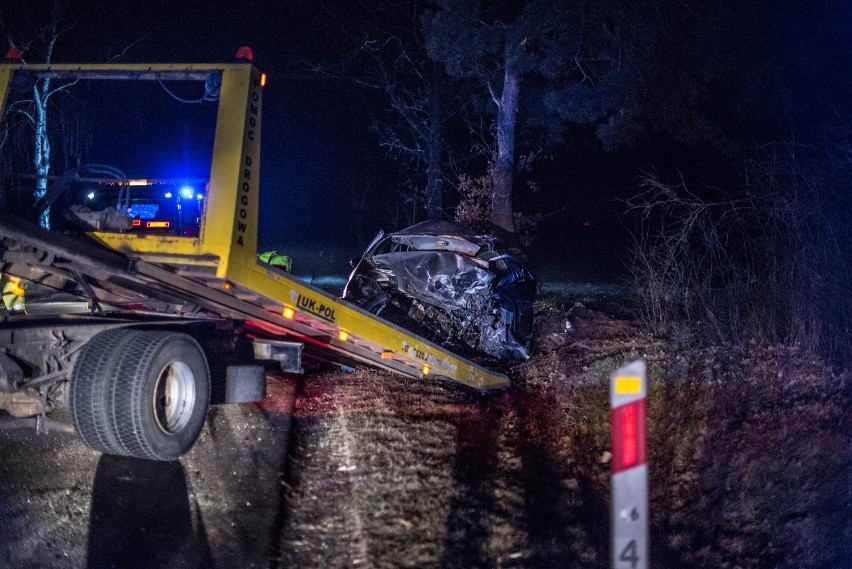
[{"left": 342, "top": 220, "right": 536, "bottom": 361}]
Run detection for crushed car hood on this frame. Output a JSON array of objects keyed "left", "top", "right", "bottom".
[
  {"left": 343, "top": 221, "right": 535, "bottom": 362},
  {"left": 372, "top": 250, "right": 493, "bottom": 309}
]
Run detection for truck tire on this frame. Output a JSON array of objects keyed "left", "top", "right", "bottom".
[
  {"left": 70, "top": 328, "right": 140, "bottom": 455},
  {"left": 71, "top": 329, "right": 210, "bottom": 461}
]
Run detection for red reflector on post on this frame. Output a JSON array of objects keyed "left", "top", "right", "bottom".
[
  {"left": 621, "top": 404, "right": 638, "bottom": 466},
  {"left": 612, "top": 399, "right": 646, "bottom": 473}
]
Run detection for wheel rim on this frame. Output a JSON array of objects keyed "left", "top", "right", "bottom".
[{"left": 153, "top": 360, "right": 196, "bottom": 435}]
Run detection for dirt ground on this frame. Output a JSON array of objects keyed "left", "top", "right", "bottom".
[
  {"left": 1, "top": 288, "right": 851, "bottom": 568},
  {"left": 520, "top": 293, "right": 852, "bottom": 568}
]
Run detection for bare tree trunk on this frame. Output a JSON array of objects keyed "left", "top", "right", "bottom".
[
  {"left": 33, "top": 79, "right": 51, "bottom": 228},
  {"left": 424, "top": 64, "right": 444, "bottom": 220},
  {"left": 492, "top": 65, "right": 519, "bottom": 234}
]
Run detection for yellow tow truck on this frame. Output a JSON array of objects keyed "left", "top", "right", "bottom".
[{"left": 0, "top": 60, "right": 509, "bottom": 461}]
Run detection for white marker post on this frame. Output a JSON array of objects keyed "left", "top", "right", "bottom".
[{"left": 611, "top": 359, "right": 648, "bottom": 569}]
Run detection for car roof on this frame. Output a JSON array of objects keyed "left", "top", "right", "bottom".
[{"left": 389, "top": 220, "right": 497, "bottom": 245}]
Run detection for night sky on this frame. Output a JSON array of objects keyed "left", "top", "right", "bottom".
[{"left": 3, "top": 1, "right": 851, "bottom": 257}]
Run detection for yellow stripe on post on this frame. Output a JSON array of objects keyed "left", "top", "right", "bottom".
[{"left": 615, "top": 376, "right": 642, "bottom": 395}]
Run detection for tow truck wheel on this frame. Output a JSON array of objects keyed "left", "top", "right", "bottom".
[
  {"left": 71, "top": 329, "right": 210, "bottom": 461},
  {"left": 71, "top": 328, "right": 141, "bottom": 455}
]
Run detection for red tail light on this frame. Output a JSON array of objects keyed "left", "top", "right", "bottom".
[
  {"left": 4, "top": 47, "right": 22, "bottom": 62},
  {"left": 235, "top": 46, "right": 254, "bottom": 63}
]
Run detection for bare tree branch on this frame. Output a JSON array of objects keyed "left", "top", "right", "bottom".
[{"left": 107, "top": 35, "right": 148, "bottom": 63}]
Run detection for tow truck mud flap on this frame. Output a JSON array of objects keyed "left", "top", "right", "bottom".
[
  {"left": 225, "top": 365, "right": 266, "bottom": 404},
  {"left": 252, "top": 339, "right": 304, "bottom": 374}
]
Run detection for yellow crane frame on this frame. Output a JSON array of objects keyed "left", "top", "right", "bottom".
[{"left": 0, "top": 63, "right": 510, "bottom": 390}]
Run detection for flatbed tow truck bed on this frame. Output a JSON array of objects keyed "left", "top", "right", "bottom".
[
  {"left": 0, "top": 61, "right": 508, "bottom": 460},
  {"left": 0, "top": 212, "right": 508, "bottom": 389}
]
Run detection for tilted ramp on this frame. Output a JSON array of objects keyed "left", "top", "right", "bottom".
[{"left": 0, "top": 215, "right": 509, "bottom": 390}]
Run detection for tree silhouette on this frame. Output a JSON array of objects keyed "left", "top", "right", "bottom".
[
  {"left": 1, "top": 1, "right": 81, "bottom": 228},
  {"left": 309, "top": 0, "right": 468, "bottom": 221},
  {"left": 426, "top": 0, "right": 652, "bottom": 235}
]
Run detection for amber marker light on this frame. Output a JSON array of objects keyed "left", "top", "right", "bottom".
[
  {"left": 282, "top": 307, "right": 295, "bottom": 319},
  {"left": 338, "top": 330, "right": 349, "bottom": 342},
  {"left": 380, "top": 350, "right": 393, "bottom": 359},
  {"left": 260, "top": 73, "right": 267, "bottom": 87},
  {"left": 422, "top": 365, "right": 430, "bottom": 375},
  {"left": 9, "top": 279, "right": 24, "bottom": 297},
  {"left": 222, "top": 281, "right": 233, "bottom": 291}
]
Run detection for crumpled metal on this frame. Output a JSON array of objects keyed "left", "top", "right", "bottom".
[
  {"left": 373, "top": 251, "right": 492, "bottom": 309},
  {"left": 372, "top": 250, "right": 527, "bottom": 361},
  {"left": 343, "top": 220, "right": 535, "bottom": 362}
]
